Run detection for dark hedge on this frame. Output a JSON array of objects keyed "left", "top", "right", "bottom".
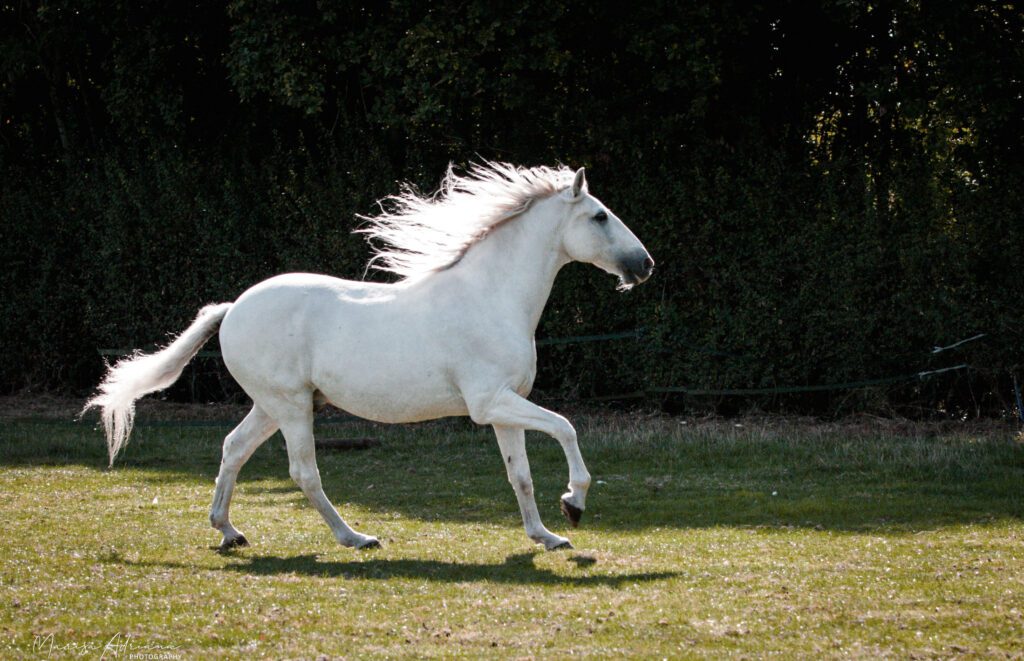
[{"left": 2, "top": 1, "right": 1022, "bottom": 416}]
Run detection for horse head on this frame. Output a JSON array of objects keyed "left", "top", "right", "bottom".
[{"left": 557, "top": 168, "right": 654, "bottom": 290}]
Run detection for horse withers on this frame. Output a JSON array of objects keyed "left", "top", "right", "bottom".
[{"left": 85, "top": 163, "right": 654, "bottom": 552}]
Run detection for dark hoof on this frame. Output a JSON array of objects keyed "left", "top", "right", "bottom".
[
  {"left": 560, "top": 498, "right": 583, "bottom": 528},
  {"left": 356, "top": 538, "right": 381, "bottom": 550},
  {"left": 219, "top": 534, "right": 249, "bottom": 552},
  {"left": 550, "top": 540, "right": 574, "bottom": 551}
]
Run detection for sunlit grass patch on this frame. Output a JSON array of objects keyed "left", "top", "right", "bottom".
[{"left": 1, "top": 409, "right": 1022, "bottom": 657}]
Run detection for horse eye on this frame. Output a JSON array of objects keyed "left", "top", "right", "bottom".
[{"left": 592, "top": 211, "right": 608, "bottom": 222}]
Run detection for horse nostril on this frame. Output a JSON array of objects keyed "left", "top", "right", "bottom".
[{"left": 641, "top": 256, "right": 654, "bottom": 274}]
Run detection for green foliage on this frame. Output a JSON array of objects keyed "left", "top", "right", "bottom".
[{"left": 1, "top": 1, "right": 1022, "bottom": 414}]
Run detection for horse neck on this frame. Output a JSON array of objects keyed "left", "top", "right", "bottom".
[{"left": 456, "top": 199, "right": 568, "bottom": 335}]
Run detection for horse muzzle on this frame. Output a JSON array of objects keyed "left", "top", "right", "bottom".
[{"left": 620, "top": 253, "right": 654, "bottom": 285}]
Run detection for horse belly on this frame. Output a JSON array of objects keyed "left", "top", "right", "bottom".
[
  {"left": 311, "top": 332, "right": 469, "bottom": 423},
  {"left": 317, "top": 368, "right": 469, "bottom": 423}
]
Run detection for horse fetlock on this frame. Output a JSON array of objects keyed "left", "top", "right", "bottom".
[
  {"left": 218, "top": 533, "right": 249, "bottom": 552},
  {"left": 210, "top": 511, "right": 236, "bottom": 533},
  {"left": 560, "top": 496, "right": 584, "bottom": 528},
  {"left": 562, "top": 487, "right": 587, "bottom": 510},
  {"left": 543, "top": 536, "right": 574, "bottom": 551},
  {"left": 529, "top": 530, "right": 570, "bottom": 550},
  {"left": 346, "top": 534, "right": 380, "bottom": 550},
  {"left": 569, "top": 474, "right": 591, "bottom": 495}
]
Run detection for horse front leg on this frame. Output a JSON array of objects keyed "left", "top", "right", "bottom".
[
  {"left": 472, "top": 389, "right": 592, "bottom": 542},
  {"left": 493, "top": 425, "right": 572, "bottom": 550}
]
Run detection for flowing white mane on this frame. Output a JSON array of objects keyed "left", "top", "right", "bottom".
[{"left": 358, "top": 161, "right": 578, "bottom": 280}]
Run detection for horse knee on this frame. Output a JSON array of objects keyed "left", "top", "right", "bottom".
[
  {"left": 558, "top": 420, "right": 578, "bottom": 447},
  {"left": 220, "top": 437, "right": 253, "bottom": 474},
  {"left": 218, "top": 458, "right": 244, "bottom": 478}
]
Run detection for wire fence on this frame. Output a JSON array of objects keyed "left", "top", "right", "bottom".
[
  {"left": 537, "top": 330, "right": 1015, "bottom": 420},
  {"left": 100, "top": 329, "right": 1024, "bottom": 421}
]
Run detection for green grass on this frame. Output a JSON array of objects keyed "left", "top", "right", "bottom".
[{"left": 2, "top": 410, "right": 1023, "bottom": 658}]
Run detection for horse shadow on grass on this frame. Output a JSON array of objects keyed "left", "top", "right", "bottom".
[{"left": 115, "top": 551, "right": 680, "bottom": 588}]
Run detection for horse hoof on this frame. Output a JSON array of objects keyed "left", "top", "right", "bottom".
[
  {"left": 219, "top": 534, "right": 249, "bottom": 551},
  {"left": 560, "top": 498, "right": 583, "bottom": 528},
  {"left": 356, "top": 538, "right": 381, "bottom": 550},
  {"left": 550, "top": 540, "right": 574, "bottom": 551}
]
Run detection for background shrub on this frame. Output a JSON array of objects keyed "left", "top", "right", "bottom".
[{"left": 1, "top": 1, "right": 1021, "bottom": 416}]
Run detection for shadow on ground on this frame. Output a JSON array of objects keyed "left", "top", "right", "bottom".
[{"left": 115, "top": 551, "right": 681, "bottom": 587}]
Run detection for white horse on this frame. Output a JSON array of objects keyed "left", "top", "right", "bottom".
[{"left": 85, "top": 162, "right": 653, "bottom": 551}]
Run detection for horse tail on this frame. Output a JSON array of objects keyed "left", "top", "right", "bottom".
[{"left": 83, "top": 303, "right": 233, "bottom": 466}]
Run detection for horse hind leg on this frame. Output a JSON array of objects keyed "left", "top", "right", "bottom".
[
  {"left": 277, "top": 406, "right": 380, "bottom": 550},
  {"left": 210, "top": 406, "right": 278, "bottom": 550}
]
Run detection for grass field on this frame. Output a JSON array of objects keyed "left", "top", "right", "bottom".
[{"left": 1, "top": 401, "right": 1023, "bottom": 658}]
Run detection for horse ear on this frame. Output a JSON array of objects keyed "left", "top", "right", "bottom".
[{"left": 570, "top": 167, "right": 587, "bottom": 199}]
